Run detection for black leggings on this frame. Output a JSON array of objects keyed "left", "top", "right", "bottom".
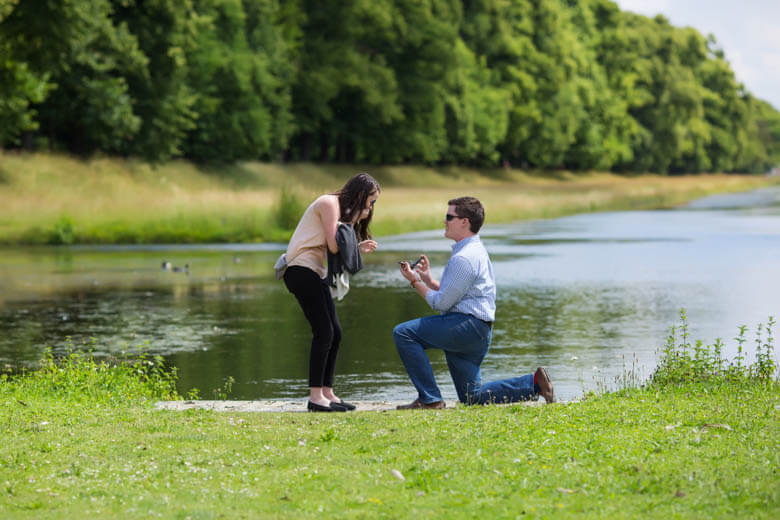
[{"left": 283, "top": 266, "right": 342, "bottom": 387}]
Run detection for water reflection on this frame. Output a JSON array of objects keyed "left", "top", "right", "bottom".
[{"left": 1, "top": 187, "right": 778, "bottom": 402}]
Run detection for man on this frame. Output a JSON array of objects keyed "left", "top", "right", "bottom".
[{"left": 394, "top": 196, "right": 555, "bottom": 409}]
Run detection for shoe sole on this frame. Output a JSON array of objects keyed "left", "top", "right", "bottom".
[
  {"left": 396, "top": 401, "right": 446, "bottom": 410},
  {"left": 537, "top": 367, "right": 555, "bottom": 403},
  {"left": 307, "top": 401, "right": 347, "bottom": 412}
]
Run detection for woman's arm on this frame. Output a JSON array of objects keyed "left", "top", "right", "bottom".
[{"left": 317, "top": 195, "right": 340, "bottom": 254}]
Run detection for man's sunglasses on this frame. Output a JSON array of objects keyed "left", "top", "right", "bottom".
[{"left": 445, "top": 213, "right": 462, "bottom": 221}]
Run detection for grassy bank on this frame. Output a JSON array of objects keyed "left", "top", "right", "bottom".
[
  {"left": 1, "top": 316, "right": 778, "bottom": 518},
  {"left": 1, "top": 152, "right": 777, "bottom": 244}
]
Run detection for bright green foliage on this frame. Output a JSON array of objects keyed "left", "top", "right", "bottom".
[
  {"left": 272, "top": 184, "right": 305, "bottom": 230},
  {"left": 0, "top": 0, "right": 51, "bottom": 145},
  {"left": 182, "top": 0, "right": 294, "bottom": 162},
  {"left": 286, "top": 0, "right": 465, "bottom": 163},
  {"left": 2, "top": 347, "right": 180, "bottom": 406},
  {"left": 563, "top": 0, "right": 640, "bottom": 169},
  {"left": 287, "top": 0, "right": 404, "bottom": 161},
  {"left": 741, "top": 98, "right": 780, "bottom": 172},
  {"left": 651, "top": 309, "right": 777, "bottom": 387},
  {"left": 517, "top": 0, "right": 592, "bottom": 168},
  {"left": 1, "top": 0, "right": 145, "bottom": 152},
  {"left": 376, "top": 0, "right": 463, "bottom": 164},
  {"left": 0, "top": 50, "right": 49, "bottom": 145},
  {"left": 460, "top": 0, "right": 546, "bottom": 166},
  {"left": 442, "top": 39, "right": 509, "bottom": 164},
  {"left": 1, "top": 0, "right": 779, "bottom": 171},
  {"left": 109, "top": 0, "right": 199, "bottom": 160}
]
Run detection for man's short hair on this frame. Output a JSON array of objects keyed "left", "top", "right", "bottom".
[{"left": 448, "top": 196, "right": 484, "bottom": 233}]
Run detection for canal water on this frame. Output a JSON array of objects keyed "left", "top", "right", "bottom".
[{"left": 1, "top": 186, "right": 778, "bottom": 402}]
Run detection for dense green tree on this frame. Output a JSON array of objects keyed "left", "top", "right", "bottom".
[
  {"left": 1, "top": 0, "right": 778, "bottom": 171},
  {"left": 461, "top": 0, "right": 621, "bottom": 169},
  {"left": 109, "top": 0, "right": 199, "bottom": 160},
  {"left": 287, "top": 0, "right": 401, "bottom": 162},
  {"left": 460, "top": 0, "right": 544, "bottom": 167},
  {"left": 0, "top": 46, "right": 50, "bottom": 147},
  {"left": 442, "top": 39, "right": 509, "bottom": 164},
  {"left": 0, "top": 0, "right": 51, "bottom": 146},
  {"left": 287, "top": 0, "right": 424, "bottom": 162},
  {"left": 739, "top": 97, "right": 780, "bottom": 173},
  {"left": 287, "top": 0, "right": 469, "bottom": 164},
  {"left": 1, "top": 0, "right": 145, "bottom": 152},
  {"left": 562, "top": 0, "right": 637, "bottom": 169},
  {"left": 594, "top": 13, "right": 712, "bottom": 173},
  {"left": 182, "top": 0, "right": 294, "bottom": 162},
  {"left": 376, "top": 0, "right": 463, "bottom": 164}
]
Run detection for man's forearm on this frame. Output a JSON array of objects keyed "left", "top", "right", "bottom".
[{"left": 422, "top": 278, "right": 440, "bottom": 290}]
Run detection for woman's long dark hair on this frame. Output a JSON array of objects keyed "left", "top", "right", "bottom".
[{"left": 335, "top": 172, "right": 380, "bottom": 241}]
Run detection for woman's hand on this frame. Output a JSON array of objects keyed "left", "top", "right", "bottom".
[{"left": 359, "top": 240, "right": 377, "bottom": 254}]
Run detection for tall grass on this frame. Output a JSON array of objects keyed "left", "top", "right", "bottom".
[
  {"left": 650, "top": 309, "right": 777, "bottom": 387},
  {"left": 0, "top": 152, "right": 777, "bottom": 244},
  {"left": 272, "top": 184, "right": 305, "bottom": 230},
  {"left": 1, "top": 346, "right": 180, "bottom": 406}
]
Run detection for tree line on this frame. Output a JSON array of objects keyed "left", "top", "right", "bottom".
[{"left": 2, "top": 0, "right": 780, "bottom": 173}]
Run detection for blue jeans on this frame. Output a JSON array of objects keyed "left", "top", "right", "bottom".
[{"left": 392, "top": 313, "right": 536, "bottom": 405}]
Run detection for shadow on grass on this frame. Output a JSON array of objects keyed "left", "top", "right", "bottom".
[
  {"left": 196, "top": 161, "right": 360, "bottom": 190},
  {"left": 187, "top": 160, "right": 641, "bottom": 191},
  {"left": 195, "top": 162, "right": 267, "bottom": 188}
]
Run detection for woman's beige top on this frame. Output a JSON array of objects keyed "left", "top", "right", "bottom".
[{"left": 285, "top": 195, "right": 333, "bottom": 279}]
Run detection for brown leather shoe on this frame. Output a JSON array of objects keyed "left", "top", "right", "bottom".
[
  {"left": 535, "top": 367, "right": 555, "bottom": 403},
  {"left": 396, "top": 399, "right": 446, "bottom": 410}
]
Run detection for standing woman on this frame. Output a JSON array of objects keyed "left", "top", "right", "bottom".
[{"left": 283, "top": 173, "right": 380, "bottom": 412}]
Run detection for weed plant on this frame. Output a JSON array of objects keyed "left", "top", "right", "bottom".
[
  {"left": 651, "top": 309, "right": 777, "bottom": 387},
  {"left": 1, "top": 346, "right": 180, "bottom": 408},
  {"left": 272, "top": 184, "right": 305, "bottom": 231}
]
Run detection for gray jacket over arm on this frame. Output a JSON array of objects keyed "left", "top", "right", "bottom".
[{"left": 326, "top": 223, "right": 363, "bottom": 287}]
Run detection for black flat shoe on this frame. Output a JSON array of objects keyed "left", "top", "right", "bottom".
[
  {"left": 337, "top": 400, "right": 356, "bottom": 411},
  {"left": 329, "top": 401, "right": 349, "bottom": 412},
  {"left": 307, "top": 401, "right": 347, "bottom": 412}
]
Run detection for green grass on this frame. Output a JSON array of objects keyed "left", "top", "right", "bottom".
[
  {"left": 1, "top": 151, "right": 777, "bottom": 244},
  {"left": 1, "top": 317, "right": 778, "bottom": 518},
  {"left": 2, "top": 384, "right": 778, "bottom": 518}
]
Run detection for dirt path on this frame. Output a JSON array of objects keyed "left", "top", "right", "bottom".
[{"left": 153, "top": 399, "right": 547, "bottom": 413}]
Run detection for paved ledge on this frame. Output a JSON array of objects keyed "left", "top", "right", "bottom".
[{"left": 153, "top": 399, "right": 546, "bottom": 413}]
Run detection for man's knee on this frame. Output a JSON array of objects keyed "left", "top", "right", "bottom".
[
  {"left": 393, "top": 322, "right": 418, "bottom": 353},
  {"left": 392, "top": 322, "right": 408, "bottom": 342}
]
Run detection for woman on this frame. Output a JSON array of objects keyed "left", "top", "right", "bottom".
[{"left": 283, "top": 173, "right": 380, "bottom": 412}]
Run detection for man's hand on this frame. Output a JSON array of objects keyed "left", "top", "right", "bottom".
[
  {"left": 399, "top": 261, "right": 419, "bottom": 284},
  {"left": 415, "top": 254, "right": 433, "bottom": 284}
]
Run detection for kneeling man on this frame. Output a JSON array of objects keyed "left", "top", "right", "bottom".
[{"left": 394, "top": 196, "right": 554, "bottom": 409}]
